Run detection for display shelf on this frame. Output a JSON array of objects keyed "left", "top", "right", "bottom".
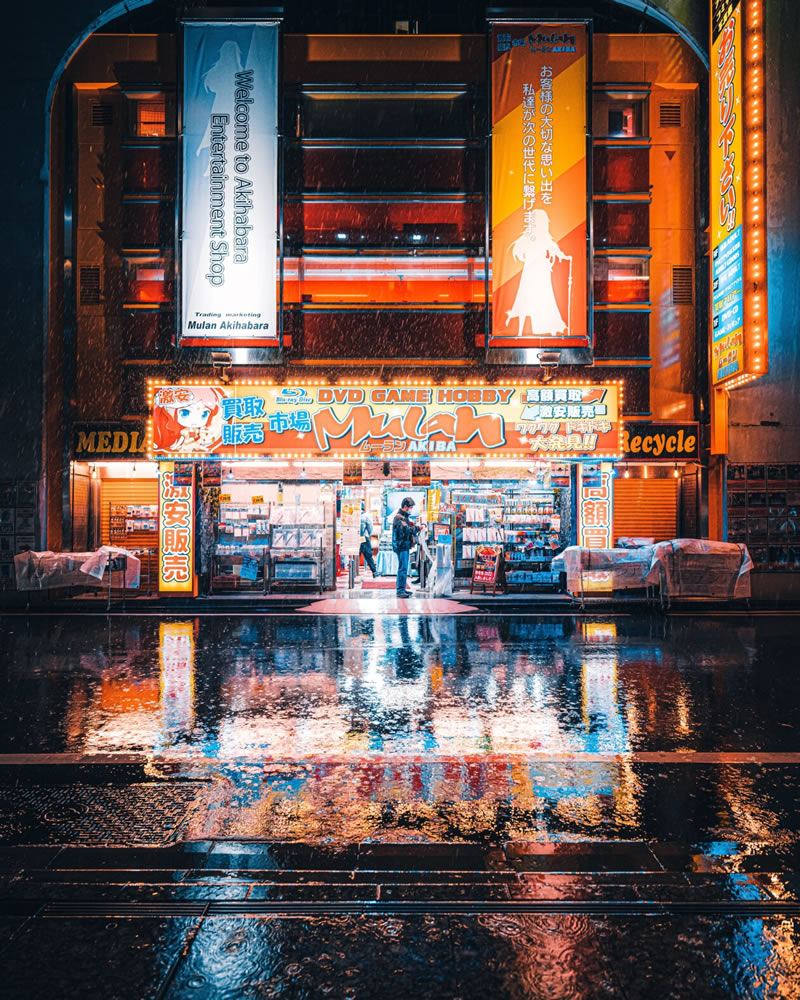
[{"left": 109, "top": 503, "right": 157, "bottom": 593}]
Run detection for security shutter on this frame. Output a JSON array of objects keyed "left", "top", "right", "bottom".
[
  {"left": 71, "top": 473, "right": 91, "bottom": 551},
  {"left": 613, "top": 478, "right": 678, "bottom": 544},
  {"left": 100, "top": 478, "right": 159, "bottom": 591}
]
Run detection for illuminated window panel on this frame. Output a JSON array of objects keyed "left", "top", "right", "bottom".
[
  {"left": 593, "top": 201, "right": 649, "bottom": 247},
  {"left": 123, "top": 255, "right": 174, "bottom": 305},
  {"left": 282, "top": 255, "right": 485, "bottom": 305},
  {"left": 593, "top": 147, "right": 649, "bottom": 193},
  {"left": 283, "top": 197, "right": 484, "bottom": 248},
  {"left": 592, "top": 91, "right": 649, "bottom": 138},
  {"left": 124, "top": 93, "right": 176, "bottom": 139},
  {"left": 593, "top": 256, "right": 650, "bottom": 304}
]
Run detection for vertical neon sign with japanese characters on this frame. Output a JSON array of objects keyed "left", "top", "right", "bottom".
[
  {"left": 578, "top": 462, "right": 613, "bottom": 550},
  {"left": 710, "top": 2, "right": 744, "bottom": 384},
  {"left": 158, "top": 463, "right": 196, "bottom": 593}
]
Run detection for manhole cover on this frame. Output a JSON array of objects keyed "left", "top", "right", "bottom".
[{"left": 0, "top": 783, "right": 202, "bottom": 846}]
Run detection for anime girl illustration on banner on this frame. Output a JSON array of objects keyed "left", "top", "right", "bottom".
[
  {"left": 489, "top": 21, "right": 589, "bottom": 353},
  {"left": 152, "top": 386, "right": 226, "bottom": 455},
  {"left": 506, "top": 209, "right": 571, "bottom": 337}
]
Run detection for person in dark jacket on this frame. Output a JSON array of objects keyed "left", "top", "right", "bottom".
[
  {"left": 359, "top": 507, "right": 377, "bottom": 577},
  {"left": 392, "top": 497, "right": 419, "bottom": 597}
]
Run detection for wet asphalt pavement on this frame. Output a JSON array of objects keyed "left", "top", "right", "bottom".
[{"left": 1, "top": 611, "right": 800, "bottom": 998}]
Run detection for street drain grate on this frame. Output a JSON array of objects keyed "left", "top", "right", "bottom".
[{"left": 0, "top": 784, "right": 202, "bottom": 846}]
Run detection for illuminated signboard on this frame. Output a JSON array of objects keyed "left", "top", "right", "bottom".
[
  {"left": 489, "top": 22, "right": 590, "bottom": 359},
  {"left": 578, "top": 462, "right": 613, "bottom": 550},
  {"left": 158, "top": 463, "right": 196, "bottom": 594},
  {"left": 148, "top": 381, "right": 623, "bottom": 461},
  {"left": 710, "top": 0, "right": 767, "bottom": 387},
  {"left": 622, "top": 422, "right": 699, "bottom": 462},
  {"left": 180, "top": 21, "right": 279, "bottom": 349}
]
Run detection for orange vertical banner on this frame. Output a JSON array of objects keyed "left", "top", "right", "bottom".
[{"left": 490, "top": 23, "right": 590, "bottom": 352}]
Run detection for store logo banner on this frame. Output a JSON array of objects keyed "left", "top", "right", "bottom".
[
  {"left": 149, "top": 382, "right": 622, "bottom": 461},
  {"left": 622, "top": 422, "right": 699, "bottom": 461},
  {"left": 490, "top": 22, "right": 589, "bottom": 351},
  {"left": 181, "top": 21, "right": 278, "bottom": 348}
]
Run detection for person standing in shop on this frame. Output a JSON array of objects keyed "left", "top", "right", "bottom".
[
  {"left": 359, "top": 505, "right": 377, "bottom": 577},
  {"left": 392, "top": 496, "right": 419, "bottom": 597}
]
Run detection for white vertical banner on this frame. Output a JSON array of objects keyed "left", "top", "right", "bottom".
[{"left": 181, "top": 21, "right": 279, "bottom": 347}]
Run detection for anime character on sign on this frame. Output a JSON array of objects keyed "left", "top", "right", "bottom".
[
  {"left": 506, "top": 209, "right": 572, "bottom": 337},
  {"left": 153, "top": 387, "right": 226, "bottom": 454}
]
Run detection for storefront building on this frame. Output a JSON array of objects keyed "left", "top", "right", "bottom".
[{"left": 22, "top": 0, "right": 788, "bottom": 597}]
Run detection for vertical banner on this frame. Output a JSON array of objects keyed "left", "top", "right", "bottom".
[
  {"left": 490, "top": 23, "right": 590, "bottom": 358},
  {"left": 158, "top": 462, "right": 196, "bottom": 594},
  {"left": 181, "top": 21, "right": 279, "bottom": 348},
  {"left": 710, "top": 2, "right": 744, "bottom": 385},
  {"left": 577, "top": 462, "right": 613, "bottom": 550}
]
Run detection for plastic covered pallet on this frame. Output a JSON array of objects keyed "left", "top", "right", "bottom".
[
  {"left": 645, "top": 539, "right": 752, "bottom": 599},
  {"left": 552, "top": 546, "right": 655, "bottom": 594},
  {"left": 14, "top": 546, "right": 141, "bottom": 591}
]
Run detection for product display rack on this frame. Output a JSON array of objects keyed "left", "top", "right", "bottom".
[
  {"left": 108, "top": 503, "right": 157, "bottom": 594},
  {"left": 502, "top": 493, "right": 562, "bottom": 591},
  {"left": 213, "top": 502, "right": 271, "bottom": 591},
  {"left": 267, "top": 504, "right": 327, "bottom": 593}
]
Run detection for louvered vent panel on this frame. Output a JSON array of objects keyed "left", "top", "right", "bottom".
[
  {"left": 79, "top": 266, "right": 101, "bottom": 305},
  {"left": 672, "top": 266, "right": 693, "bottom": 305},
  {"left": 91, "top": 103, "right": 113, "bottom": 127},
  {"left": 659, "top": 103, "right": 682, "bottom": 128}
]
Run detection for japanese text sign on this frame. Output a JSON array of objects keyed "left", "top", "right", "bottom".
[
  {"left": 149, "top": 382, "right": 622, "bottom": 461},
  {"left": 158, "top": 463, "right": 196, "bottom": 594},
  {"left": 490, "top": 22, "right": 589, "bottom": 352},
  {"left": 710, "top": 1, "right": 744, "bottom": 385},
  {"left": 181, "top": 21, "right": 279, "bottom": 348},
  {"left": 578, "top": 462, "right": 613, "bottom": 550}
]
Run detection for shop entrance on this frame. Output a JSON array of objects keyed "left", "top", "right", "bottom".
[{"left": 207, "top": 459, "right": 581, "bottom": 598}]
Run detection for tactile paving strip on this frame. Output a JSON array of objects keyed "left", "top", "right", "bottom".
[{"left": 0, "top": 784, "right": 202, "bottom": 846}]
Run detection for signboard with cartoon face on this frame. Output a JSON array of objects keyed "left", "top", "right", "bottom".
[{"left": 149, "top": 382, "right": 622, "bottom": 461}]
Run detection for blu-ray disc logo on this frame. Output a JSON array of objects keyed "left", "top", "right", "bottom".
[{"left": 276, "top": 386, "right": 312, "bottom": 406}]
